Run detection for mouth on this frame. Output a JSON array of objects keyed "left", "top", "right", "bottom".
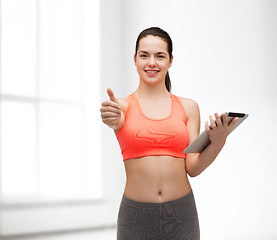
[{"left": 145, "top": 70, "right": 160, "bottom": 75}]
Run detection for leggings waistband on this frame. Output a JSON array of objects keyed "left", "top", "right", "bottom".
[{"left": 121, "top": 191, "right": 194, "bottom": 210}]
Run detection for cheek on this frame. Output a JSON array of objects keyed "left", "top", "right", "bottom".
[
  {"left": 158, "top": 62, "right": 170, "bottom": 70},
  {"left": 136, "top": 61, "right": 146, "bottom": 70},
  {"left": 135, "top": 64, "right": 143, "bottom": 74}
]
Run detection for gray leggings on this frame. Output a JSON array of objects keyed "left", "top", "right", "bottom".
[{"left": 117, "top": 191, "right": 200, "bottom": 240}]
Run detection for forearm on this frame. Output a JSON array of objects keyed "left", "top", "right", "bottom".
[
  {"left": 186, "top": 140, "right": 225, "bottom": 177},
  {"left": 186, "top": 113, "right": 238, "bottom": 177}
]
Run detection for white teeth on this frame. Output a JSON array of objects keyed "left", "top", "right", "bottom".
[{"left": 146, "top": 71, "right": 157, "bottom": 74}]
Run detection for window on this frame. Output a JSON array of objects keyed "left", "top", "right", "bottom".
[{"left": 0, "top": 0, "right": 101, "bottom": 204}]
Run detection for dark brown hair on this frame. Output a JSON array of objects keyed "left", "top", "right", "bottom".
[{"left": 135, "top": 27, "right": 173, "bottom": 92}]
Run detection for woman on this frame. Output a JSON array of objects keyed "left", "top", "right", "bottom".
[{"left": 100, "top": 27, "right": 237, "bottom": 240}]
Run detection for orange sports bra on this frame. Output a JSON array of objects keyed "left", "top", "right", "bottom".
[{"left": 116, "top": 92, "right": 189, "bottom": 161}]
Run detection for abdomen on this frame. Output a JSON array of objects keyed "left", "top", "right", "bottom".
[{"left": 123, "top": 155, "right": 192, "bottom": 203}]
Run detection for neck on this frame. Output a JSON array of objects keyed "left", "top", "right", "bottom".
[{"left": 135, "top": 80, "right": 170, "bottom": 99}]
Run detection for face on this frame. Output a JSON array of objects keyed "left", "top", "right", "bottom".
[{"left": 134, "top": 35, "right": 173, "bottom": 87}]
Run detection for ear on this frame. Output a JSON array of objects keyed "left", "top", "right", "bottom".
[
  {"left": 134, "top": 54, "right": 137, "bottom": 64},
  {"left": 168, "top": 55, "right": 173, "bottom": 68}
]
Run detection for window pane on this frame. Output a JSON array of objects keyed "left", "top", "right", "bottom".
[
  {"left": 39, "top": 102, "right": 93, "bottom": 199},
  {"left": 1, "top": 0, "right": 36, "bottom": 96},
  {"left": 39, "top": 0, "right": 82, "bottom": 102},
  {"left": 1, "top": 102, "right": 37, "bottom": 195},
  {"left": 0, "top": 0, "right": 102, "bottom": 203}
]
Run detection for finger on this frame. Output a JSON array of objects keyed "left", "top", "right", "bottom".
[
  {"left": 102, "top": 117, "right": 119, "bottom": 124},
  {"left": 222, "top": 113, "right": 228, "bottom": 126},
  {"left": 205, "top": 121, "right": 210, "bottom": 132},
  {"left": 101, "top": 111, "right": 121, "bottom": 119},
  {"left": 209, "top": 115, "right": 216, "bottom": 129},
  {"left": 100, "top": 105, "right": 121, "bottom": 114},
  {"left": 214, "top": 113, "right": 222, "bottom": 127},
  {"left": 107, "top": 117, "right": 118, "bottom": 121},
  {"left": 101, "top": 113, "right": 120, "bottom": 120},
  {"left": 228, "top": 117, "right": 238, "bottom": 130},
  {"left": 101, "top": 100, "right": 121, "bottom": 110}
]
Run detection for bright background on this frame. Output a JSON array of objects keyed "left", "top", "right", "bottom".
[
  {"left": 101, "top": 0, "right": 277, "bottom": 239},
  {"left": 0, "top": 0, "right": 276, "bottom": 239}
]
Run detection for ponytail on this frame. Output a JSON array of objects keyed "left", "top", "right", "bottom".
[{"left": 165, "top": 71, "right": 171, "bottom": 92}]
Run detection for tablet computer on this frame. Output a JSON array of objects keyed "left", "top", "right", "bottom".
[{"left": 183, "top": 112, "right": 249, "bottom": 153}]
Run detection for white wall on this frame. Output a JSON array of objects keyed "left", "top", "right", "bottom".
[
  {"left": 101, "top": 0, "right": 277, "bottom": 239},
  {"left": 99, "top": 0, "right": 126, "bottom": 222}
]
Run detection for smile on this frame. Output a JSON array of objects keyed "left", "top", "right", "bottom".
[{"left": 145, "top": 70, "right": 159, "bottom": 74}]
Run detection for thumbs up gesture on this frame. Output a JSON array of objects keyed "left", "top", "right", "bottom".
[{"left": 100, "top": 88, "right": 124, "bottom": 130}]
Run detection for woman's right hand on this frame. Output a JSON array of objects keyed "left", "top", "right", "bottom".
[{"left": 100, "top": 88, "right": 124, "bottom": 130}]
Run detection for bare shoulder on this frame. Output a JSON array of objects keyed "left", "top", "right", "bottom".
[
  {"left": 117, "top": 96, "right": 129, "bottom": 115},
  {"left": 178, "top": 97, "right": 199, "bottom": 119}
]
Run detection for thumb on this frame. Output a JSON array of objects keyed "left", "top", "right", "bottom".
[{"left": 107, "top": 88, "right": 119, "bottom": 104}]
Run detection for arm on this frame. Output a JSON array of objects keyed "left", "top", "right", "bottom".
[{"left": 182, "top": 99, "right": 238, "bottom": 177}]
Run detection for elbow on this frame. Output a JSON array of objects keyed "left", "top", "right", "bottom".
[
  {"left": 185, "top": 154, "right": 202, "bottom": 177},
  {"left": 187, "top": 170, "right": 200, "bottom": 178},
  {"left": 186, "top": 164, "right": 203, "bottom": 177},
  {"left": 186, "top": 166, "right": 201, "bottom": 177}
]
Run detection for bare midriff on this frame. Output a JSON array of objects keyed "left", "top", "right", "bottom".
[{"left": 123, "top": 155, "right": 192, "bottom": 203}]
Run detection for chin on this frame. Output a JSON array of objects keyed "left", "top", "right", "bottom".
[{"left": 143, "top": 78, "right": 163, "bottom": 86}]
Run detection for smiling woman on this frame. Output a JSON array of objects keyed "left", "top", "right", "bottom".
[
  {"left": 100, "top": 27, "right": 237, "bottom": 240},
  {"left": 101, "top": 27, "right": 200, "bottom": 240}
]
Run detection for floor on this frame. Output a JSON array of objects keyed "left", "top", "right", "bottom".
[{"left": 1, "top": 227, "right": 117, "bottom": 240}]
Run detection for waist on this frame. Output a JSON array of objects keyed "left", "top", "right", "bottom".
[
  {"left": 122, "top": 190, "right": 194, "bottom": 207},
  {"left": 123, "top": 155, "right": 192, "bottom": 202}
]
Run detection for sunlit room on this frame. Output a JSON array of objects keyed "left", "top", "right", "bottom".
[{"left": 0, "top": 0, "right": 276, "bottom": 240}]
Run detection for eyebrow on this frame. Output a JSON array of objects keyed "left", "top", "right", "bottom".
[{"left": 138, "top": 50, "right": 167, "bottom": 55}]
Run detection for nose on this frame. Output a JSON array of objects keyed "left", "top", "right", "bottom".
[{"left": 148, "top": 56, "right": 156, "bottom": 67}]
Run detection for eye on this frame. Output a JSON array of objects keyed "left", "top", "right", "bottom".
[
  {"left": 157, "top": 55, "right": 165, "bottom": 59},
  {"left": 140, "top": 54, "right": 148, "bottom": 58}
]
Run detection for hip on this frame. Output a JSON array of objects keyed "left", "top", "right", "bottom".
[{"left": 117, "top": 191, "right": 200, "bottom": 240}]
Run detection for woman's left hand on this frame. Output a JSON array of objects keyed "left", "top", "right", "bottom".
[{"left": 205, "top": 113, "right": 238, "bottom": 147}]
